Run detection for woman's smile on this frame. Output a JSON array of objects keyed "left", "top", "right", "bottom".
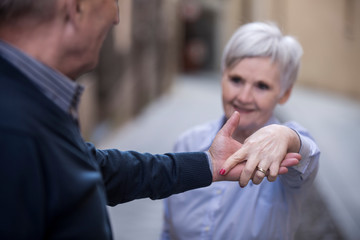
[{"left": 232, "top": 104, "right": 256, "bottom": 114}]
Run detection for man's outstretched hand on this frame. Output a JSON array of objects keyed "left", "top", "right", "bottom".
[{"left": 208, "top": 111, "right": 243, "bottom": 181}]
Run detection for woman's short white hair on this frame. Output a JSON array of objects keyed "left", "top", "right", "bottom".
[{"left": 221, "top": 22, "right": 303, "bottom": 93}]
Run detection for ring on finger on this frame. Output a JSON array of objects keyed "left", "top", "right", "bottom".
[{"left": 256, "top": 166, "right": 267, "bottom": 175}]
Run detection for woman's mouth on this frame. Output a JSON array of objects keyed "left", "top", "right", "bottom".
[{"left": 233, "top": 105, "right": 255, "bottom": 114}]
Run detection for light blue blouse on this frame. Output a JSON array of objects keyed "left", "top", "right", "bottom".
[{"left": 161, "top": 115, "right": 320, "bottom": 240}]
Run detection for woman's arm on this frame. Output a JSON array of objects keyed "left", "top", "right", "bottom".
[{"left": 219, "top": 122, "right": 319, "bottom": 188}]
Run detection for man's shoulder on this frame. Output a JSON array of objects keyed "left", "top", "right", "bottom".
[{"left": 0, "top": 58, "right": 66, "bottom": 136}]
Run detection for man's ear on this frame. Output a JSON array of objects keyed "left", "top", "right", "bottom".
[
  {"left": 278, "top": 87, "right": 292, "bottom": 104},
  {"left": 63, "top": 0, "right": 82, "bottom": 26}
]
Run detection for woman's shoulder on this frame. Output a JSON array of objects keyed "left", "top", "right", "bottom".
[
  {"left": 174, "top": 116, "right": 224, "bottom": 152},
  {"left": 180, "top": 117, "right": 223, "bottom": 139}
]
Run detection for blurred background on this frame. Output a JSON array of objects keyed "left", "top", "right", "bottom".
[{"left": 78, "top": 0, "right": 360, "bottom": 239}]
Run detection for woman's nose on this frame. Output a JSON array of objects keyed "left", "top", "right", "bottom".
[{"left": 237, "top": 85, "right": 254, "bottom": 103}]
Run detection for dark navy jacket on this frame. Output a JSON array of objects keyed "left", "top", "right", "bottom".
[{"left": 0, "top": 56, "right": 212, "bottom": 239}]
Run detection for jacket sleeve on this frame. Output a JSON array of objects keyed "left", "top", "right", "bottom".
[{"left": 87, "top": 143, "right": 212, "bottom": 205}]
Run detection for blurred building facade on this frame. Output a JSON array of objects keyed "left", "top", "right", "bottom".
[
  {"left": 180, "top": 0, "right": 360, "bottom": 98},
  {"left": 79, "top": 0, "right": 360, "bottom": 139},
  {"left": 79, "top": 0, "right": 181, "bottom": 139}
]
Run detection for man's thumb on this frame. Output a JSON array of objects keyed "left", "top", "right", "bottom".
[{"left": 220, "top": 111, "right": 240, "bottom": 137}]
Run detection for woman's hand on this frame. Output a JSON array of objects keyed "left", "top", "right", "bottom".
[{"left": 219, "top": 124, "right": 301, "bottom": 187}]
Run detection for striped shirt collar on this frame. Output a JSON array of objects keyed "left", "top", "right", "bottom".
[{"left": 0, "top": 40, "right": 84, "bottom": 119}]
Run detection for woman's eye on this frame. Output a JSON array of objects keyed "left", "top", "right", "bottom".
[
  {"left": 257, "top": 82, "right": 270, "bottom": 90},
  {"left": 229, "top": 76, "right": 243, "bottom": 84}
]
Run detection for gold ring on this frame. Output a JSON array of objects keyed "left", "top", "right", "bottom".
[{"left": 257, "top": 166, "right": 266, "bottom": 174}]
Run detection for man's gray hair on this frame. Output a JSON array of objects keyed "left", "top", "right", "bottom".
[
  {"left": 0, "top": 0, "right": 56, "bottom": 21},
  {"left": 221, "top": 22, "right": 303, "bottom": 92}
]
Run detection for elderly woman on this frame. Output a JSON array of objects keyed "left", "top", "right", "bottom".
[{"left": 161, "top": 22, "right": 320, "bottom": 240}]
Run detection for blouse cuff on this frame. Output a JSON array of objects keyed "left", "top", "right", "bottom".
[{"left": 289, "top": 128, "right": 311, "bottom": 174}]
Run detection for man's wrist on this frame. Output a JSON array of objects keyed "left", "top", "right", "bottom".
[{"left": 205, "top": 151, "right": 213, "bottom": 174}]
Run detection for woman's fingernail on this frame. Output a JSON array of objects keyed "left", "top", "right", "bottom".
[{"left": 219, "top": 169, "right": 226, "bottom": 175}]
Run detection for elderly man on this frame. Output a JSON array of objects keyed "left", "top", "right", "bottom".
[{"left": 0, "top": 0, "right": 299, "bottom": 239}]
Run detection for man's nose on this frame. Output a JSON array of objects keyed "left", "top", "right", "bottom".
[{"left": 114, "top": 3, "right": 120, "bottom": 25}]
